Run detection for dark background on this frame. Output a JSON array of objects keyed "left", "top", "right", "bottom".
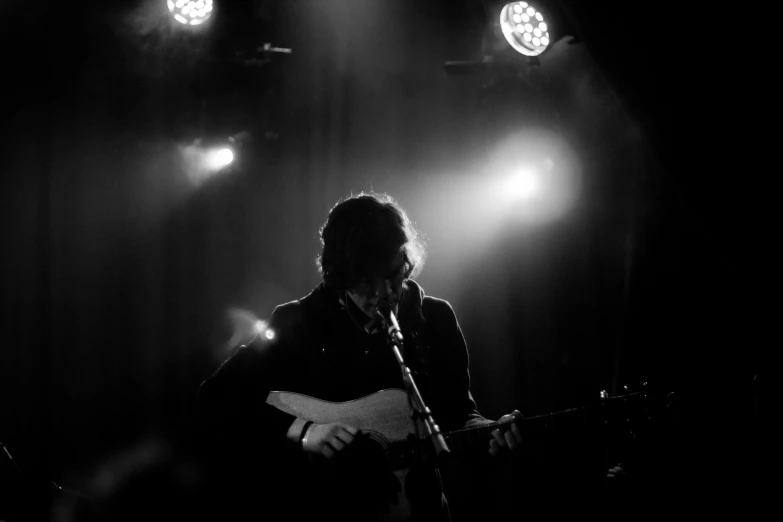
[{"left": 0, "top": 0, "right": 769, "bottom": 519}]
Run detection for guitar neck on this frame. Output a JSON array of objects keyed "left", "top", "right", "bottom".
[
  {"left": 442, "top": 404, "right": 602, "bottom": 454},
  {"left": 442, "top": 390, "right": 657, "bottom": 454},
  {"left": 386, "top": 406, "right": 595, "bottom": 469}
]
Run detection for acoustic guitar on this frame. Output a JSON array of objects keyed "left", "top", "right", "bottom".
[{"left": 266, "top": 386, "right": 670, "bottom": 521}]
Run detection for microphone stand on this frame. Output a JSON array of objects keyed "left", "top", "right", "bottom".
[{"left": 379, "top": 309, "right": 450, "bottom": 464}]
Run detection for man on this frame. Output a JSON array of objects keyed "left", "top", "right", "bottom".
[{"left": 197, "top": 192, "right": 522, "bottom": 521}]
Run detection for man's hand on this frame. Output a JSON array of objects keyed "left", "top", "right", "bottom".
[
  {"left": 606, "top": 463, "right": 627, "bottom": 479},
  {"left": 301, "top": 422, "right": 359, "bottom": 459},
  {"left": 489, "top": 410, "right": 522, "bottom": 456}
]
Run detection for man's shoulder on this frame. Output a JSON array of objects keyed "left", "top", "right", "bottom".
[
  {"left": 271, "top": 299, "right": 302, "bottom": 320},
  {"left": 270, "top": 283, "right": 328, "bottom": 328},
  {"left": 411, "top": 286, "right": 465, "bottom": 351},
  {"left": 407, "top": 280, "right": 457, "bottom": 322},
  {"left": 422, "top": 296, "right": 458, "bottom": 326},
  {"left": 421, "top": 294, "right": 452, "bottom": 309}
]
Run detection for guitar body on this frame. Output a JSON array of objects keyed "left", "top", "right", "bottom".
[
  {"left": 266, "top": 388, "right": 418, "bottom": 522},
  {"left": 267, "top": 388, "right": 416, "bottom": 445}
]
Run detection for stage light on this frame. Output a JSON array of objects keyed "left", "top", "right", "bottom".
[
  {"left": 255, "top": 320, "right": 266, "bottom": 334},
  {"left": 505, "top": 169, "right": 538, "bottom": 201},
  {"left": 489, "top": 129, "right": 581, "bottom": 226},
  {"left": 167, "top": 0, "right": 214, "bottom": 26},
  {"left": 206, "top": 147, "right": 234, "bottom": 170},
  {"left": 254, "top": 320, "right": 275, "bottom": 340},
  {"left": 500, "top": 2, "right": 551, "bottom": 57},
  {"left": 180, "top": 140, "right": 237, "bottom": 186}
]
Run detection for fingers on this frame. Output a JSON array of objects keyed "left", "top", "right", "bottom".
[
  {"left": 339, "top": 424, "right": 359, "bottom": 436},
  {"left": 489, "top": 412, "right": 523, "bottom": 455},
  {"left": 498, "top": 409, "right": 522, "bottom": 424},
  {"left": 315, "top": 423, "right": 360, "bottom": 459},
  {"left": 334, "top": 426, "right": 357, "bottom": 446},
  {"left": 491, "top": 424, "right": 521, "bottom": 446},
  {"left": 320, "top": 444, "right": 336, "bottom": 459},
  {"left": 490, "top": 428, "right": 507, "bottom": 457},
  {"left": 326, "top": 425, "right": 358, "bottom": 454},
  {"left": 506, "top": 421, "right": 521, "bottom": 449},
  {"left": 327, "top": 435, "right": 347, "bottom": 453}
]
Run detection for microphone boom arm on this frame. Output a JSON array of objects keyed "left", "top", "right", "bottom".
[{"left": 379, "top": 308, "right": 450, "bottom": 462}]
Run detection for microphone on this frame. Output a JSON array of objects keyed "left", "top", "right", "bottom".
[{"left": 376, "top": 304, "right": 403, "bottom": 345}]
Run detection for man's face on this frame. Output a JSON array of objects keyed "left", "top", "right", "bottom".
[{"left": 347, "top": 252, "right": 407, "bottom": 319}]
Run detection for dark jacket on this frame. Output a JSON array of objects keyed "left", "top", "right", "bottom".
[{"left": 196, "top": 280, "right": 489, "bottom": 520}]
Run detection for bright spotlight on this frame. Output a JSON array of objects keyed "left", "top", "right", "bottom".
[
  {"left": 488, "top": 129, "right": 581, "bottom": 226},
  {"left": 167, "top": 0, "right": 214, "bottom": 26},
  {"left": 206, "top": 147, "right": 234, "bottom": 170},
  {"left": 506, "top": 169, "right": 538, "bottom": 200},
  {"left": 180, "top": 140, "right": 237, "bottom": 186},
  {"left": 254, "top": 320, "right": 275, "bottom": 340},
  {"left": 500, "top": 2, "right": 550, "bottom": 57}
]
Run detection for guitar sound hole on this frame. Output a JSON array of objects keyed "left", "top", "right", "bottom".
[{"left": 362, "top": 429, "right": 390, "bottom": 451}]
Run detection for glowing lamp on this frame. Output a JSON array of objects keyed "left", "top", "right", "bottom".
[
  {"left": 206, "top": 148, "right": 234, "bottom": 170},
  {"left": 505, "top": 169, "right": 538, "bottom": 201},
  {"left": 500, "top": 2, "right": 550, "bottom": 56},
  {"left": 167, "top": 0, "right": 214, "bottom": 26}
]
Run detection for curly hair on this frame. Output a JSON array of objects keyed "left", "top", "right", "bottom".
[{"left": 316, "top": 192, "right": 426, "bottom": 292}]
